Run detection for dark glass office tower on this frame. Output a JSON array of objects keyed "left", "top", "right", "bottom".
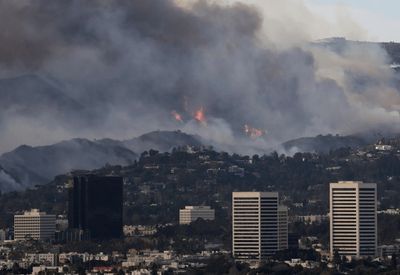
[{"left": 68, "top": 175, "right": 123, "bottom": 240}]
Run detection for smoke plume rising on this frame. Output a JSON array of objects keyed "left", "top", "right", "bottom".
[{"left": 0, "top": 0, "right": 399, "bottom": 154}]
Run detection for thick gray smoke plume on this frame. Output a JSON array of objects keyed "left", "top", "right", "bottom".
[{"left": 0, "top": 0, "right": 399, "bottom": 154}]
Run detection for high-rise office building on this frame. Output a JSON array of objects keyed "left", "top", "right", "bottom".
[
  {"left": 278, "top": 205, "right": 289, "bottom": 251},
  {"left": 14, "top": 209, "right": 56, "bottom": 241},
  {"left": 232, "top": 192, "right": 287, "bottom": 262},
  {"left": 68, "top": 175, "right": 123, "bottom": 240},
  {"left": 179, "top": 206, "right": 215, "bottom": 225},
  {"left": 330, "top": 181, "right": 377, "bottom": 258}
]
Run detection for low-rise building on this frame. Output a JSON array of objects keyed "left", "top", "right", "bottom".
[
  {"left": 293, "top": 214, "right": 329, "bottom": 224},
  {"left": 228, "top": 165, "right": 245, "bottom": 177},
  {"left": 124, "top": 225, "right": 157, "bottom": 236},
  {"left": 32, "top": 266, "right": 61, "bottom": 275},
  {"left": 25, "top": 253, "right": 57, "bottom": 266},
  {"left": 375, "top": 144, "right": 393, "bottom": 151},
  {"left": 377, "top": 244, "right": 400, "bottom": 257},
  {"left": 14, "top": 209, "right": 56, "bottom": 241},
  {"left": 179, "top": 206, "right": 215, "bottom": 225}
]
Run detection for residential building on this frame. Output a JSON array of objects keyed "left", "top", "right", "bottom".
[
  {"left": 14, "top": 209, "right": 56, "bottom": 241},
  {"left": 232, "top": 192, "right": 287, "bottom": 262},
  {"left": 179, "top": 206, "right": 215, "bottom": 225},
  {"left": 377, "top": 244, "right": 400, "bottom": 258},
  {"left": 293, "top": 214, "right": 329, "bottom": 224},
  {"left": 68, "top": 175, "right": 123, "bottom": 240},
  {"left": 330, "top": 181, "right": 377, "bottom": 258},
  {"left": 32, "top": 266, "right": 61, "bottom": 275},
  {"left": 26, "top": 253, "right": 57, "bottom": 266}
]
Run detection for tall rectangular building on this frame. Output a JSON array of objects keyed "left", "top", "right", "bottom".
[
  {"left": 68, "top": 175, "right": 123, "bottom": 240},
  {"left": 179, "top": 206, "right": 215, "bottom": 225},
  {"left": 14, "top": 209, "right": 56, "bottom": 241},
  {"left": 232, "top": 192, "right": 286, "bottom": 262},
  {"left": 278, "top": 205, "right": 289, "bottom": 251},
  {"left": 330, "top": 181, "right": 377, "bottom": 258}
]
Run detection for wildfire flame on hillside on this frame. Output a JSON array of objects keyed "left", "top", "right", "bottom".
[
  {"left": 194, "top": 107, "right": 207, "bottom": 125},
  {"left": 171, "top": 110, "right": 183, "bottom": 123},
  {"left": 244, "top": 124, "right": 265, "bottom": 139}
]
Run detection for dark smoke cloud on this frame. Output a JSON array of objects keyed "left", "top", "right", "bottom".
[{"left": 0, "top": 0, "right": 399, "bottom": 154}]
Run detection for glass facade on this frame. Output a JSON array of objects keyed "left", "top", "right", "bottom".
[{"left": 68, "top": 175, "right": 123, "bottom": 240}]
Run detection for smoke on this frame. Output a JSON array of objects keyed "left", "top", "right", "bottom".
[
  {"left": 0, "top": 166, "right": 20, "bottom": 191},
  {"left": 0, "top": 0, "right": 399, "bottom": 154}
]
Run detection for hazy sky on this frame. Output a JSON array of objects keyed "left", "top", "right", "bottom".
[{"left": 305, "top": 0, "right": 400, "bottom": 42}]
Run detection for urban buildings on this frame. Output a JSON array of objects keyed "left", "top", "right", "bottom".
[
  {"left": 68, "top": 175, "right": 123, "bottom": 240},
  {"left": 232, "top": 192, "right": 288, "bottom": 262},
  {"left": 330, "top": 181, "right": 377, "bottom": 258},
  {"left": 14, "top": 209, "right": 56, "bottom": 241},
  {"left": 278, "top": 205, "right": 289, "bottom": 251},
  {"left": 179, "top": 206, "right": 215, "bottom": 225}
]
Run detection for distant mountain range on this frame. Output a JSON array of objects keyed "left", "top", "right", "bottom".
[
  {"left": 0, "top": 128, "right": 387, "bottom": 192},
  {"left": 316, "top": 37, "right": 400, "bottom": 66},
  {"left": 0, "top": 130, "right": 201, "bottom": 192}
]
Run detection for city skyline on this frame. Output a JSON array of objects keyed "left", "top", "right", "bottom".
[{"left": 0, "top": 0, "right": 399, "bottom": 273}]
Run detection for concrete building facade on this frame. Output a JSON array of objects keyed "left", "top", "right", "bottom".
[
  {"left": 232, "top": 192, "right": 287, "bottom": 262},
  {"left": 330, "top": 181, "right": 377, "bottom": 258},
  {"left": 278, "top": 205, "right": 289, "bottom": 251},
  {"left": 179, "top": 206, "right": 215, "bottom": 225},
  {"left": 14, "top": 209, "right": 56, "bottom": 241}
]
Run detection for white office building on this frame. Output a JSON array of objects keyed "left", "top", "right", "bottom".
[
  {"left": 14, "top": 209, "right": 56, "bottom": 241},
  {"left": 232, "top": 192, "right": 287, "bottom": 262},
  {"left": 179, "top": 206, "right": 215, "bottom": 225},
  {"left": 330, "top": 181, "right": 377, "bottom": 258}
]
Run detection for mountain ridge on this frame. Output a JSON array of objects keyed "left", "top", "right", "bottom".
[
  {"left": 0, "top": 130, "right": 202, "bottom": 192},
  {"left": 0, "top": 129, "right": 397, "bottom": 192}
]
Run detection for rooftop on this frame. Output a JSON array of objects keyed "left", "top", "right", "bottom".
[
  {"left": 183, "top": 206, "right": 212, "bottom": 210},
  {"left": 15, "top": 209, "right": 53, "bottom": 217}
]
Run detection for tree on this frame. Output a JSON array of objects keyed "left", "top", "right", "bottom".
[
  {"left": 391, "top": 253, "right": 397, "bottom": 270},
  {"left": 149, "top": 149, "right": 159, "bottom": 156},
  {"left": 342, "top": 255, "right": 348, "bottom": 266},
  {"left": 11, "top": 263, "right": 20, "bottom": 274},
  {"left": 333, "top": 250, "right": 342, "bottom": 267}
]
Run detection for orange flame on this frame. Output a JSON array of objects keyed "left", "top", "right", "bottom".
[
  {"left": 171, "top": 110, "right": 183, "bottom": 123},
  {"left": 194, "top": 106, "right": 207, "bottom": 125},
  {"left": 244, "top": 124, "right": 265, "bottom": 139}
]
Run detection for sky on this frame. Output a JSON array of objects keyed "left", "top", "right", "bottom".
[{"left": 304, "top": 0, "right": 400, "bottom": 42}]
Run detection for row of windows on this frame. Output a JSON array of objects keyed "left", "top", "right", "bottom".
[
  {"left": 233, "top": 198, "right": 259, "bottom": 201},
  {"left": 331, "top": 188, "right": 356, "bottom": 191},
  {"left": 332, "top": 244, "right": 357, "bottom": 247},
  {"left": 332, "top": 236, "right": 357, "bottom": 239},
  {"left": 332, "top": 211, "right": 357, "bottom": 214},
  {"left": 331, "top": 198, "right": 357, "bottom": 202}
]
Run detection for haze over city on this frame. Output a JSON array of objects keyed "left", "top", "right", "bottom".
[{"left": 0, "top": 1, "right": 400, "bottom": 274}]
